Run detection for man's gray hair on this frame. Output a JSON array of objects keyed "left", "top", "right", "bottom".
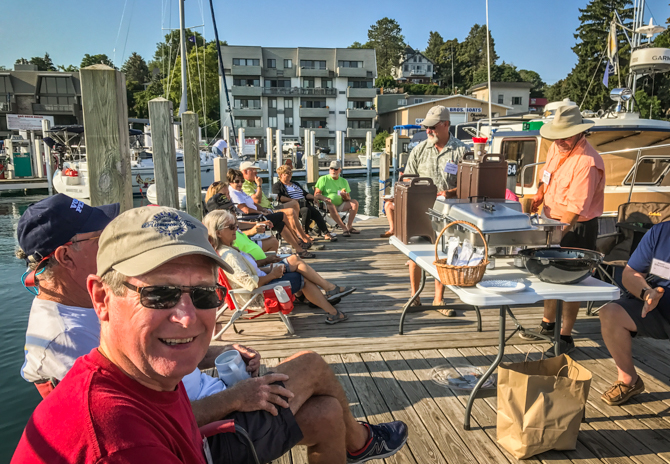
[
  {"left": 203, "top": 209, "right": 236, "bottom": 250},
  {"left": 100, "top": 269, "right": 128, "bottom": 296},
  {"left": 15, "top": 240, "right": 82, "bottom": 282}
]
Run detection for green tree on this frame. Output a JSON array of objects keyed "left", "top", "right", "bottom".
[
  {"left": 366, "top": 18, "right": 405, "bottom": 76},
  {"left": 437, "top": 39, "right": 461, "bottom": 93},
  {"left": 550, "top": 0, "right": 633, "bottom": 110},
  {"left": 634, "top": 88, "right": 663, "bottom": 119},
  {"left": 349, "top": 41, "right": 364, "bottom": 49},
  {"left": 121, "top": 52, "right": 150, "bottom": 84},
  {"left": 373, "top": 131, "right": 389, "bottom": 151},
  {"left": 424, "top": 31, "right": 444, "bottom": 63},
  {"left": 57, "top": 64, "right": 79, "bottom": 72},
  {"left": 152, "top": 29, "right": 205, "bottom": 78},
  {"left": 17, "top": 53, "right": 56, "bottom": 71},
  {"left": 81, "top": 53, "right": 115, "bottom": 68},
  {"left": 519, "top": 69, "right": 546, "bottom": 97},
  {"left": 375, "top": 75, "right": 396, "bottom": 88},
  {"left": 473, "top": 61, "right": 522, "bottom": 85},
  {"left": 457, "top": 24, "right": 498, "bottom": 90}
]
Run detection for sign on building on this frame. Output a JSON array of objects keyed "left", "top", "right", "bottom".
[
  {"left": 415, "top": 107, "right": 482, "bottom": 125},
  {"left": 6, "top": 114, "right": 55, "bottom": 131}
]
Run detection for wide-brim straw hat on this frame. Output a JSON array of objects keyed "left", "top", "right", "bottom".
[{"left": 540, "top": 105, "right": 595, "bottom": 140}]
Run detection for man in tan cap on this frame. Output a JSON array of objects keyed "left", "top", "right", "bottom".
[
  {"left": 386, "top": 105, "right": 467, "bottom": 315},
  {"left": 521, "top": 105, "right": 606, "bottom": 356}
]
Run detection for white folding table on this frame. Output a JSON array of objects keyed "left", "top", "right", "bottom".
[{"left": 390, "top": 235, "right": 620, "bottom": 429}]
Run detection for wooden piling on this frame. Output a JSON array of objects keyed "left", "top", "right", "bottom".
[
  {"left": 214, "top": 157, "right": 227, "bottom": 182},
  {"left": 365, "top": 130, "right": 373, "bottom": 177},
  {"left": 336, "top": 130, "right": 344, "bottom": 168},
  {"left": 275, "top": 129, "right": 283, "bottom": 168},
  {"left": 266, "top": 127, "right": 273, "bottom": 185},
  {"left": 148, "top": 97, "right": 179, "bottom": 208},
  {"left": 79, "top": 64, "right": 133, "bottom": 211},
  {"left": 41, "top": 119, "right": 53, "bottom": 195},
  {"left": 379, "top": 151, "right": 390, "bottom": 217},
  {"left": 182, "top": 111, "right": 202, "bottom": 220},
  {"left": 306, "top": 154, "right": 319, "bottom": 184}
]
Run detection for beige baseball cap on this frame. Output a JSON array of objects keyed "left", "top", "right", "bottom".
[
  {"left": 240, "top": 161, "right": 259, "bottom": 171},
  {"left": 97, "top": 206, "right": 232, "bottom": 277},
  {"left": 421, "top": 105, "right": 451, "bottom": 127}
]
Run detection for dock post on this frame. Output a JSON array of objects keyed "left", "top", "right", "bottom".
[
  {"left": 309, "top": 130, "right": 316, "bottom": 157},
  {"left": 379, "top": 151, "right": 390, "bottom": 217},
  {"left": 266, "top": 127, "right": 273, "bottom": 185},
  {"left": 41, "top": 119, "right": 53, "bottom": 195},
  {"left": 303, "top": 128, "right": 310, "bottom": 163},
  {"left": 335, "top": 130, "right": 343, "bottom": 168},
  {"left": 223, "top": 126, "right": 230, "bottom": 152},
  {"left": 214, "top": 157, "right": 227, "bottom": 182},
  {"left": 80, "top": 64, "right": 133, "bottom": 211},
  {"left": 148, "top": 97, "right": 179, "bottom": 208},
  {"left": 182, "top": 111, "right": 203, "bottom": 220},
  {"left": 306, "top": 153, "right": 319, "bottom": 184},
  {"left": 173, "top": 123, "right": 181, "bottom": 150},
  {"left": 366, "top": 130, "right": 373, "bottom": 178},
  {"left": 32, "top": 132, "right": 45, "bottom": 178},
  {"left": 392, "top": 130, "right": 399, "bottom": 186},
  {"left": 238, "top": 128, "right": 245, "bottom": 158},
  {"left": 275, "top": 129, "right": 283, "bottom": 168}
]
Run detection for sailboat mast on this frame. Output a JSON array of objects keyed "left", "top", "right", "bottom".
[{"left": 178, "top": 0, "right": 188, "bottom": 116}]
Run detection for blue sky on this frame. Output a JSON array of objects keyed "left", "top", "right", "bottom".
[{"left": 1, "top": 0, "right": 668, "bottom": 85}]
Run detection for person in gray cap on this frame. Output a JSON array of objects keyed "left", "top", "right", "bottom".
[
  {"left": 314, "top": 159, "right": 360, "bottom": 236},
  {"left": 389, "top": 105, "right": 468, "bottom": 315}
]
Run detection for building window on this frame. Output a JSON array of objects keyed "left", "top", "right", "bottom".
[
  {"left": 265, "top": 79, "right": 290, "bottom": 88},
  {"left": 302, "top": 100, "right": 326, "bottom": 108},
  {"left": 233, "top": 78, "right": 260, "bottom": 87},
  {"left": 512, "top": 96, "right": 522, "bottom": 105},
  {"left": 233, "top": 58, "right": 260, "bottom": 66},
  {"left": 347, "top": 100, "right": 372, "bottom": 109},
  {"left": 338, "top": 60, "right": 363, "bottom": 68},
  {"left": 303, "top": 78, "right": 315, "bottom": 89},
  {"left": 300, "top": 60, "right": 326, "bottom": 69},
  {"left": 348, "top": 79, "right": 373, "bottom": 89},
  {"left": 404, "top": 65, "right": 409, "bottom": 71},
  {"left": 427, "top": 65, "right": 432, "bottom": 72},
  {"left": 413, "top": 56, "right": 417, "bottom": 62},
  {"left": 285, "top": 116, "right": 293, "bottom": 128},
  {"left": 267, "top": 59, "right": 276, "bottom": 68},
  {"left": 322, "top": 78, "right": 333, "bottom": 88},
  {"left": 498, "top": 94, "right": 504, "bottom": 104},
  {"left": 239, "top": 119, "right": 259, "bottom": 128},
  {"left": 302, "top": 120, "right": 327, "bottom": 128},
  {"left": 284, "top": 98, "right": 293, "bottom": 109},
  {"left": 347, "top": 120, "right": 373, "bottom": 129},
  {"left": 268, "top": 98, "right": 277, "bottom": 109},
  {"left": 37, "top": 76, "right": 76, "bottom": 105},
  {"left": 234, "top": 98, "right": 261, "bottom": 109},
  {"left": 414, "top": 98, "right": 423, "bottom": 104},
  {"left": 398, "top": 98, "right": 407, "bottom": 106},
  {"left": 284, "top": 59, "right": 292, "bottom": 68},
  {"left": 268, "top": 116, "right": 277, "bottom": 128}
]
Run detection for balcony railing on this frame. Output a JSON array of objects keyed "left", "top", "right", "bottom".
[
  {"left": 262, "top": 87, "right": 337, "bottom": 97},
  {"left": 32, "top": 103, "right": 75, "bottom": 114}
]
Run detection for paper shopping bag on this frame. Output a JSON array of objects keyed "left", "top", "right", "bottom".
[{"left": 496, "top": 354, "right": 592, "bottom": 459}]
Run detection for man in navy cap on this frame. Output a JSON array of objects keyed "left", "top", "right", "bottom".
[{"left": 16, "top": 194, "right": 119, "bottom": 397}]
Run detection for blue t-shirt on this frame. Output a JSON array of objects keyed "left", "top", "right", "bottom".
[{"left": 627, "top": 221, "right": 670, "bottom": 290}]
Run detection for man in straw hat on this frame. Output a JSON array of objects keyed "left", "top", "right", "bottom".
[{"left": 520, "top": 105, "right": 606, "bottom": 357}]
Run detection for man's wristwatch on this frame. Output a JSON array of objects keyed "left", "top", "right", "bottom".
[{"left": 640, "top": 287, "right": 653, "bottom": 300}]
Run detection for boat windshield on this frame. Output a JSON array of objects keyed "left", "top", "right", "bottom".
[{"left": 624, "top": 158, "right": 670, "bottom": 185}]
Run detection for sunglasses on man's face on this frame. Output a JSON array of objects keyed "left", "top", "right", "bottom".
[
  {"left": 424, "top": 121, "right": 445, "bottom": 131},
  {"left": 122, "top": 282, "right": 227, "bottom": 310}
]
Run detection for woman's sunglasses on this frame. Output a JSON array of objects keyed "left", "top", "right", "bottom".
[
  {"left": 231, "top": 179, "right": 243, "bottom": 184},
  {"left": 122, "top": 282, "right": 227, "bottom": 309}
]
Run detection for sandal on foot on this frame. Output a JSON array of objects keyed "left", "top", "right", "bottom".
[
  {"left": 326, "top": 286, "right": 356, "bottom": 301},
  {"left": 379, "top": 230, "right": 394, "bottom": 238},
  {"left": 349, "top": 228, "right": 360, "bottom": 234},
  {"left": 437, "top": 308, "right": 456, "bottom": 317},
  {"left": 342, "top": 230, "right": 351, "bottom": 237},
  {"left": 325, "top": 310, "right": 349, "bottom": 325},
  {"left": 325, "top": 234, "right": 338, "bottom": 242},
  {"left": 298, "top": 251, "right": 316, "bottom": 259}
]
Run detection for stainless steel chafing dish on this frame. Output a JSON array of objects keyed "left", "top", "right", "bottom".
[{"left": 428, "top": 198, "right": 565, "bottom": 251}]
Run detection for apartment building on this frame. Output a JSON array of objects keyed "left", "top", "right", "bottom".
[
  {"left": 220, "top": 46, "right": 377, "bottom": 152},
  {"left": 0, "top": 64, "right": 82, "bottom": 138}
]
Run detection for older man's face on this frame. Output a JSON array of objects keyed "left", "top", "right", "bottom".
[
  {"left": 242, "top": 168, "right": 258, "bottom": 181},
  {"left": 555, "top": 133, "right": 582, "bottom": 152},
  {"left": 99, "top": 255, "right": 217, "bottom": 390},
  {"left": 425, "top": 120, "right": 451, "bottom": 144}
]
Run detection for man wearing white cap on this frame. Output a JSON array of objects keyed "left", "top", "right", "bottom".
[
  {"left": 393, "top": 105, "right": 468, "bottom": 315},
  {"left": 521, "top": 105, "right": 606, "bottom": 356}
]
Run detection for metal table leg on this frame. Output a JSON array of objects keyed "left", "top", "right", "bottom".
[
  {"left": 398, "top": 268, "right": 425, "bottom": 335},
  {"left": 554, "top": 300, "right": 563, "bottom": 357},
  {"left": 464, "top": 305, "right": 507, "bottom": 430},
  {"left": 474, "top": 306, "right": 482, "bottom": 332}
]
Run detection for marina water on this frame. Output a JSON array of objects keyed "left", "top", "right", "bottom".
[{"left": 0, "top": 176, "right": 379, "bottom": 461}]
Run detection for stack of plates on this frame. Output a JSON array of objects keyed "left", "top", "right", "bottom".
[{"left": 476, "top": 279, "right": 526, "bottom": 294}]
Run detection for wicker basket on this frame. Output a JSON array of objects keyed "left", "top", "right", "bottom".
[{"left": 434, "top": 220, "right": 489, "bottom": 287}]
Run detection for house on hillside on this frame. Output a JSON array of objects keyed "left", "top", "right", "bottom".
[
  {"left": 391, "top": 46, "right": 435, "bottom": 85},
  {"left": 468, "top": 81, "right": 533, "bottom": 114}
]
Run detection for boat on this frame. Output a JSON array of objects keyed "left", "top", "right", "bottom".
[{"left": 357, "top": 152, "right": 383, "bottom": 168}]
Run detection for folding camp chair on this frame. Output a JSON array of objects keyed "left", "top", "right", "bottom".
[
  {"left": 201, "top": 420, "right": 260, "bottom": 464},
  {"left": 213, "top": 269, "right": 295, "bottom": 340},
  {"left": 586, "top": 201, "right": 670, "bottom": 315}
]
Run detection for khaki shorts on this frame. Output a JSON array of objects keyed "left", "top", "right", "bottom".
[{"left": 336, "top": 202, "right": 349, "bottom": 212}]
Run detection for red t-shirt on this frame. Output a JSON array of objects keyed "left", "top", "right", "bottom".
[{"left": 11, "top": 348, "right": 206, "bottom": 464}]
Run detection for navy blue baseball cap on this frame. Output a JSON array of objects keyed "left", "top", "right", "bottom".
[{"left": 17, "top": 194, "right": 120, "bottom": 266}]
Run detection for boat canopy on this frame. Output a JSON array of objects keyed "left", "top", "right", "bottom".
[{"left": 48, "top": 125, "right": 144, "bottom": 136}]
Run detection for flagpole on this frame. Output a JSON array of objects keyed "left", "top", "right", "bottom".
[{"left": 485, "top": 0, "right": 492, "bottom": 135}]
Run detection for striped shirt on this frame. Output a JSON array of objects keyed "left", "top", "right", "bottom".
[{"left": 285, "top": 183, "right": 306, "bottom": 200}]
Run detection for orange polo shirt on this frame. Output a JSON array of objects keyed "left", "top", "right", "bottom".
[{"left": 543, "top": 136, "right": 605, "bottom": 222}]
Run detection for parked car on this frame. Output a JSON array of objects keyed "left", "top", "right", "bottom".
[{"left": 282, "top": 140, "right": 302, "bottom": 155}]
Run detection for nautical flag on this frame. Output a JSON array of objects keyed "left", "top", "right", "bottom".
[
  {"left": 188, "top": 35, "right": 196, "bottom": 43},
  {"left": 603, "top": 61, "right": 615, "bottom": 87},
  {"left": 606, "top": 19, "right": 619, "bottom": 75}
]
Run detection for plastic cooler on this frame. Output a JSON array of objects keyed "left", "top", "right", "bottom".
[{"left": 393, "top": 175, "right": 437, "bottom": 244}]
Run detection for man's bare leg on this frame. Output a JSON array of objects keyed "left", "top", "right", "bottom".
[
  {"left": 280, "top": 227, "right": 304, "bottom": 253},
  {"left": 385, "top": 201, "right": 395, "bottom": 234},
  {"left": 261, "top": 236, "right": 279, "bottom": 253},
  {"left": 285, "top": 255, "right": 337, "bottom": 292},
  {"left": 327, "top": 203, "right": 349, "bottom": 231},
  {"left": 302, "top": 280, "right": 339, "bottom": 316},
  {"left": 345, "top": 200, "right": 359, "bottom": 230},
  {"left": 294, "top": 396, "right": 346, "bottom": 464},
  {"left": 277, "top": 351, "right": 369, "bottom": 453},
  {"left": 408, "top": 260, "right": 421, "bottom": 305},
  {"left": 599, "top": 302, "right": 639, "bottom": 385},
  {"left": 543, "top": 300, "right": 580, "bottom": 336}
]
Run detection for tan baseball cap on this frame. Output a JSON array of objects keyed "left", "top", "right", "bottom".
[
  {"left": 96, "top": 206, "right": 232, "bottom": 277},
  {"left": 421, "top": 105, "right": 451, "bottom": 127},
  {"left": 240, "top": 161, "right": 259, "bottom": 171}
]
